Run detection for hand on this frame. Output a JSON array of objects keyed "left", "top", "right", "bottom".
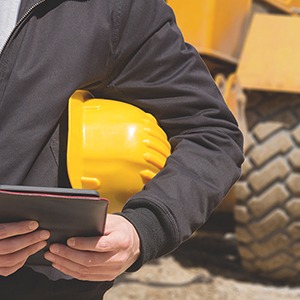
[
  {"left": 44, "top": 214, "right": 140, "bottom": 281},
  {"left": 0, "top": 221, "right": 50, "bottom": 277}
]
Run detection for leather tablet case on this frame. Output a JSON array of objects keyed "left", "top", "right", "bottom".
[{"left": 0, "top": 185, "right": 108, "bottom": 265}]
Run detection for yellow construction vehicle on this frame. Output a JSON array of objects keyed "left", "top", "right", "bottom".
[{"left": 167, "top": 0, "right": 300, "bottom": 283}]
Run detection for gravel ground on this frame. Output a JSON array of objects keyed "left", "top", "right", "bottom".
[{"left": 105, "top": 216, "right": 300, "bottom": 300}]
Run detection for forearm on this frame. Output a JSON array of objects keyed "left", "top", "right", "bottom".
[{"left": 121, "top": 123, "right": 243, "bottom": 270}]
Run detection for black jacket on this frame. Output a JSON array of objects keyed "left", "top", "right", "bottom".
[{"left": 0, "top": 0, "right": 244, "bottom": 272}]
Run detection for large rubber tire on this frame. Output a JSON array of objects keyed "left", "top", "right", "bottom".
[{"left": 234, "top": 91, "right": 300, "bottom": 282}]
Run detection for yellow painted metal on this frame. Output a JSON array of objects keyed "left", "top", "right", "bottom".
[
  {"left": 167, "top": 0, "right": 252, "bottom": 63},
  {"left": 261, "top": 0, "right": 300, "bottom": 14},
  {"left": 67, "top": 90, "right": 171, "bottom": 213},
  {"left": 237, "top": 13, "right": 300, "bottom": 93}
]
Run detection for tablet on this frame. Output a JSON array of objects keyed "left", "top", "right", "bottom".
[{"left": 0, "top": 185, "right": 108, "bottom": 265}]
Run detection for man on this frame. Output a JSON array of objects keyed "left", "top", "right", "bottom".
[{"left": 0, "top": 0, "right": 244, "bottom": 299}]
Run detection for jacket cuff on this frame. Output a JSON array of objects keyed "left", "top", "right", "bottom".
[{"left": 117, "top": 202, "right": 177, "bottom": 272}]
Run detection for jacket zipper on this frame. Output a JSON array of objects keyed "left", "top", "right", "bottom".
[{"left": 0, "top": 0, "right": 47, "bottom": 58}]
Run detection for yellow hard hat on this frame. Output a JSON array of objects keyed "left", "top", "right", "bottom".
[{"left": 67, "top": 90, "right": 171, "bottom": 213}]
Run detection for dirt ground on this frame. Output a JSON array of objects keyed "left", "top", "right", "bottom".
[{"left": 105, "top": 214, "right": 300, "bottom": 300}]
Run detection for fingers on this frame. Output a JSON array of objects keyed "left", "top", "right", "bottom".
[
  {"left": 0, "top": 240, "right": 48, "bottom": 266},
  {"left": 0, "top": 221, "right": 50, "bottom": 276},
  {"left": 44, "top": 245, "right": 120, "bottom": 281},
  {"left": 0, "top": 260, "right": 27, "bottom": 277},
  {"left": 0, "top": 221, "right": 39, "bottom": 240},
  {"left": 45, "top": 247, "right": 122, "bottom": 281},
  {"left": 0, "top": 230, "right": 50, "bottom": 255},
  {"left": 0, "top": 241, "right": 47, "bottom": 277},
  {"left": 44, "top": 215, "right": 140, "bottom": 282},
  {"left": 45, "top": 244, "right": 113, "bottom": 267}
]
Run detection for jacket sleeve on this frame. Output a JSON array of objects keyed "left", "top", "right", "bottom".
[{"left": 99, "top": 0, "right": 244, "bottom": 270}]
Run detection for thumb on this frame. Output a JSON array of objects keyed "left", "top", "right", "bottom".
[
  {"left": 94, "top": 234, "right": 117, "bottom": 252},
  {"left": 66, "top": 234, "right": 116, "bottom": 252}
]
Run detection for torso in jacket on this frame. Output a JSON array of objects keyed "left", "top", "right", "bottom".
[{"left": 0, "top": 0, "right": 119, "bottom": 187}]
